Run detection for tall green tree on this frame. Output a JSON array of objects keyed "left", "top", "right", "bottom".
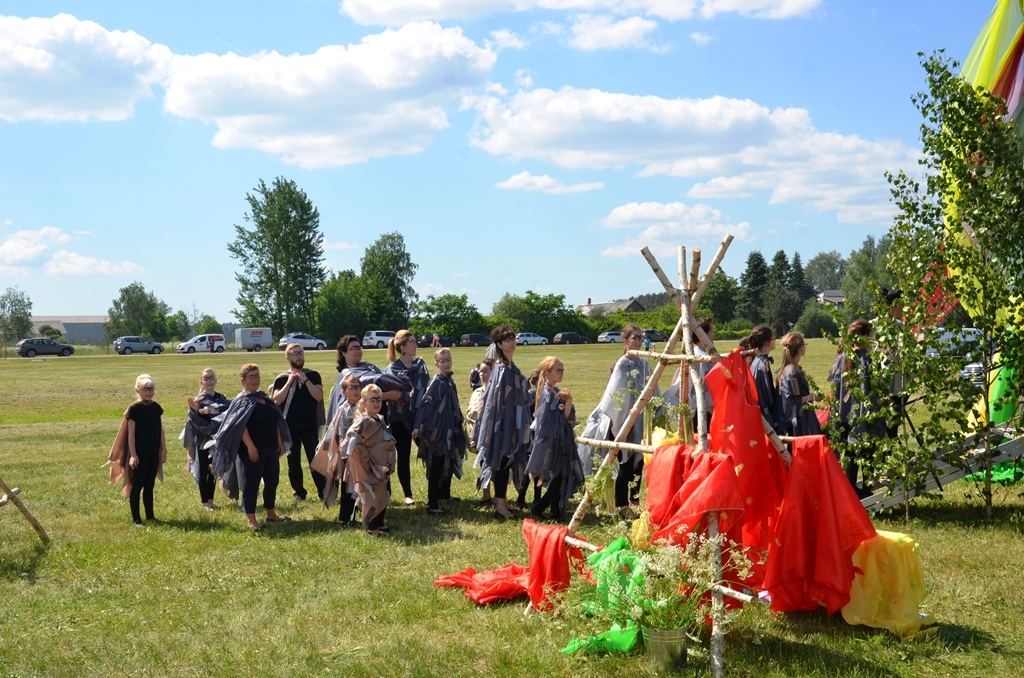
[
  {"left": 736, "top": 251, "right": 769, "bottom": 324},
  {"left": 360, "top": 232, "right": 418, "bottom": 330},
  {"left": 805, "top": 250, "right": 848, "bottom": 293},
  {"left": 841, "top": 235, "right": 892, "bottom": 318},
  {"left": 0, "top": 287, "right": 33, "bottom": 342},
  {"left": 768, "top": 250, "right": 792, "bottom": 288},
  {"left": 228, "top": 177, "right": 326, "bottom": 338},
  {"left": 411, "top": 294, "right": 484, "bottom": 339},
  {"left": 105, "top": 282, "right": 171, "bottom": 341},
  {"left": 491, "top": 291, "right": 586, "bottom": 340},
  {"left": 695, "top": 270, "right": 737, "bottom": 324},
  {"left": 314, "top": 269, "right": 368, "bottom": 344},
  {"left": 789, "top": 253, "right": 815, "bottom": 303},
  {"left": 877, "top": 52, "right": 1024, "bottom": 520},
  {"left": 762, "top": 283, "right": 803, "bottom": 337}
]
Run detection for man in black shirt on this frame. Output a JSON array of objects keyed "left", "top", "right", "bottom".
[{"left": 272, "top": 343, "right": 325, "bottom": 501}]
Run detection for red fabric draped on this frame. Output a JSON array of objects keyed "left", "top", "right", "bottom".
[
  {"left": 763, "top": 435, "right": 877, "bottom": 614},
  {"left": 522, "top": 519, "right": 586, "bottom": 611},
  {"left": 646, "top": 446, "right": 746, "bottom": 547},
  {"left": 704, "top": 348, "right": 788, "bottom": 584}
]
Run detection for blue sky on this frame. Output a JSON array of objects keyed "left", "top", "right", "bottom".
[{"left": 0, "top": 0, "right": 990, "bottom": 323}]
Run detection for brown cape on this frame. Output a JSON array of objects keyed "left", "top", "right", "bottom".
[{"left": 107, "top": 405, "right": 165, "bottom": 499}]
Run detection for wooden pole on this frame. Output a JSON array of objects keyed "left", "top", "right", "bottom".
[
  {"left": 0, "top": 474, "right": 50, "bottom": 544},
  {"left": 707, "top": 513, "right": 726, "bottom": 678},
  {"left": 641, "top": 247, "right": 683, "bottom": 309},
  {"left": 575, "top": 437, "right": 657, "bottom": 455}
]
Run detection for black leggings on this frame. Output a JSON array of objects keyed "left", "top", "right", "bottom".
[
  {"left": 492, "top": 461, "right": 511, "bottom": 500},
  {"left": 427, "top": 457, "right": 447, "bottom": 509},
  {"left": 532, "top": 479, "right": 564, "bottom": 521},
  {"left": 240, "top": 449, "right": 280, "bottom": 514},
  {"left": 615, "top": 453, "right": 644, "bottom": 508},
  {"left": 392, "top": 422, "right": 414, "bottom": 499},
  {"left": 196, "top": 448, "right": 216, "bottom": 503},
  {"left": 130, "top": 453, "right": 159, "bottom": 523}
]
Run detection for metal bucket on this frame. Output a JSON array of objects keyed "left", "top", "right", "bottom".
[{"left": 642, "top": 627, "right": 687, "bottom": 672}]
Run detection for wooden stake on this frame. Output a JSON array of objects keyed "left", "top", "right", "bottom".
[
  {"left": 641, "top": 247, "right": 683, "bottom": 309},
  {"left": 707, "top": 512, "right": 726, "bottom": 678},
  {"left": 0, "top": 474, "right": 50, "bottom": 544}
]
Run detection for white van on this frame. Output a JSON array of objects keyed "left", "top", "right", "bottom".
[
  {"left": 177, "top": 334, "right": 227, "bottom": 354},
  {"left": 362, "top": 330, "right": 395, "bottom": 349}
]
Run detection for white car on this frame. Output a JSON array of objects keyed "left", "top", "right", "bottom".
[
  {"left": 516, "top": 332, "right": 548, "bottom": 346},
  {"left": 598, "top": 331, "right": 622, "bottom": 343},
  {"left": 362, "top": 330, "right": 396, "bottom": 349},
  {"left": 176, "top": 334, "right": 226, "bottom": 354},
  {"left": 279, "top": 333, "right": 327, "bottom": 350}
]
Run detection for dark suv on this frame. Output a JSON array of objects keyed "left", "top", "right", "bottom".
[
  {"left": 553, "top": 332, "right": 589, "bottom": 344},
  {"left": 642, "top": 329, "right": 669, "bottom": 342},
  {"left": 459, "top": 333, "right": 490, "bottom": 347},
  {"left": 16, "top": 337, "right": 75, "bottom": 357}
]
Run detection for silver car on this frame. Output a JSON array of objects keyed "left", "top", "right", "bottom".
[
  {"left": 114, "top": 336, "right": 164, "bottom": 355},
  {"left": 598, "top": 331, "right": 622, "bottom": 343},
  {"left": 516, "top": 332, "right": 548, "bottom": 345},
  {"left": 279, "top": 333, "right": 328, "bottom": 350}
]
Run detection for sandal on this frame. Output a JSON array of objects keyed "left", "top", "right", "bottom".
[
  {"left": 266, "top": 515, "right": 292, "bottom": 523},
  {"left": 366, "top": 528, "right": 389, "bottom": 537},
  {"left": 427, "top": 507, "right": 446, "bottom": 515}
]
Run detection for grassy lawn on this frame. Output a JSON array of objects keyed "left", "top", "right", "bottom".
[{"left": 1, "top": 340, "right": 1022, "bottom": 677}]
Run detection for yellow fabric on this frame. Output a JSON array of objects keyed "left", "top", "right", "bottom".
[
  {"left": 963, "top": 0, "right": 1024, "bottom": 92},
  {"left": 841, "top": 531, "right": 932, "bottom": 638}
]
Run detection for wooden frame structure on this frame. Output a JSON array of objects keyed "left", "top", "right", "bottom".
[
  {"left": 566, "top": 235, "right": 791, "bottom": 677},
  {"left": 0, "top": 474, "right": 50, "bottom": 544}
]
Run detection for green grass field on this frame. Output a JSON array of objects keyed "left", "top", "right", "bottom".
[{"left": 1, "top": 340, "right": 1022, "bottom": 677}]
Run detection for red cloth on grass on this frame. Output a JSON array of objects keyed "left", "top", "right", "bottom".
[
  {"left": 522, "top": 518, "right": 586, "bottom": 611},
  {"left": 434, "top": 564, "right": 530, "bottom": 605},
  {"left": 763, "top": 435, "right": 877, "bottom": 614}
]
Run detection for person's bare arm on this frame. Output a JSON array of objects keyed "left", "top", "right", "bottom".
[
  {"left": 127, "top": 419, "right": 139, "bottom": 469},
  {"left": 242, "top": 429, "right": 258, "bottom": 462}
]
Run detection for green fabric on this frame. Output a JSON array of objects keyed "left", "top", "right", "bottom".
[
  {"left": 560, "top": 621, "right": 639, "bottom": 655},
  {"left": 966, "top": 459, "right": 1024, "bottom": 485}
]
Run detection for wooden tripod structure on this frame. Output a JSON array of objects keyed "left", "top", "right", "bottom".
[
  {"left": 568, "top": 235, "right": 791, "bottom": 677},
  {"left": 0, "top": 473, "right": 50, "bottom": 544}
]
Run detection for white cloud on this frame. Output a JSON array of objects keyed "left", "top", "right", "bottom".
[
  {"left": 323, "top": 239, "right": 359, "bottom": 251},
  {"left": 515, "top": 69, "right": 533, "bottom": 88},
  {"left": 419, "top": 282, "right": 447, "bottom": 295},
  {"left": 0, "top": 226, "right": 71, "bottom": 264},
  {"left": 486, "top": 81, "right": 509, "bottom": 96},
  {"left": 466, "top": 86, "right": 916, "bottom": 223},
  {"left": 489, "top": 29, "right": 526, "bottom": 50},
  {"left": 44, "top": 250, "right": 143, "bottom": 275},
  {"left": 163, "top": 22, "right": 496, "bottom": 168},
  {"left": 452, "top": 272, "right": 470, "bottom": 277},
  {"left": 0, "top": 14, "right": 171, "bottom": 122},
  {"left": 339, "top": 0, "right": 820, "bottom": 25},
  {"left": 2, "top": 219, "right": 14, "bottom": 226},
  {"left": 690, "top": 32, "right": 713, "bottom": 44},
  {"left": 599, "top": 201, "right": 750, "bottom": 257},
  {"left": 569, "top": 14, "right": 658, "bottom": 51},
  {"left": 496, "top": 170, "right": 603, "bottom": 194}
]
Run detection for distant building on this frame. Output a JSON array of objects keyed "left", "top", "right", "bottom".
[
  {"left": 576, "top": 298, "right": 646, "bottom": 317},
  {"left": 30, "top": 316, "right": 109, "bottom": 344},
  {"left": 817, "top": 290, "right": 845, "bottom": 309}
]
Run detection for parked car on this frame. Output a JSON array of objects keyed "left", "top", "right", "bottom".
[
  {"left": 460, "top": 333, "right": 490, "bottom": 347},
  {"left": 417, "top": 334, "right": 456, "bottom": 348},
  {"left": 279, "top": 332, "right": 327, "bottom": 350},
  {"left": 553, "top": 332, "right": 589, "bottom": 345},
  {"left": 113, "top": 336, "right": 163, "bottom": 355},
  {"left": 16, "top": 337, "right": 75, "bottom": 358},
  {"left": 362, "top": 330, "right": 396, "bottom": 349},
  {"left": 176, "top": 334, "right": 226, "bottom": 354},
  {"left": 959, "top": 360, "right": 986, "bottom": 390},
  {"left": 516, "top": 332, "right": 548, "bottom": 346},
  {"left": 925, "top": 327, "right": 985, "bottom": 359},
  {"left": 642, "top": 329, "right": 669, "bottom": 342},
  {"left": 598, "top": 331, "right": 622, "bottom": 343}
]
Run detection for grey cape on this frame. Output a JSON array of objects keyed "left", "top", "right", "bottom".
[
  {"left": 212, "top": 390, "right": 291, "bottom": 497},
  {"left": 577, "top": 354, "right": 659, "bottom": 477},
  {"left": 472, "top": 360, "right": 532, "bottom": 491},
  {"left": 182, "top": 391, "right": 230, "bottom": 485},
  {"left": 413, "top": 372, "right": 467, "bottom": 480},
  {"left": 526, "top": 384, "right": 584, "bottom": 516},
  {"left": 326, "top": 362, "right": 411, "bottom": 424}
]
